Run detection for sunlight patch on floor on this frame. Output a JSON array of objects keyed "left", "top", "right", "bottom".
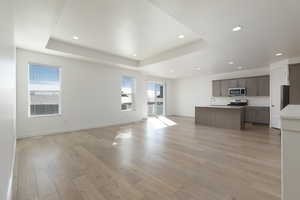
[
  {"left": 158, "top": 116, "right": 177, "bottom": 126},
  {"left": 115, "top": 132, "right": 132, "bottom": 139},
  {"left": 147, "top": 116, "right": 177, "bottom": 130}
]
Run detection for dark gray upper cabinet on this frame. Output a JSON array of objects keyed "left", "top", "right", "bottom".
[
  {"left": 212, "top": 75, "right": 270, "bottom": 97},
  {"left": 245, "top": 107, "right": 255, "bottom": 122},
  {"left": 212, "top": 80, "right": 221, "bottom": 97},
  {"left": 289, "top": 64, "right": 300, "bottom": 104},
  {"left": 245, "top": 77, "right": 258, "bottom": 96},
  {"left": 220, "top": 80, "right": 229, "bottom": 96},
  {"left": 237, "top": 78, "right": 246, "bottom": 88},
  {"left": 257, "top": 76, "right": 270, "bottom": 96},
  {"left": 228, "top": 79, "right": 238, "bottom": 88}
]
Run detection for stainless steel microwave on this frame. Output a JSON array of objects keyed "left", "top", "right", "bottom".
[{"left": 228, "top": 88, "right": 246, "bottom": 96}]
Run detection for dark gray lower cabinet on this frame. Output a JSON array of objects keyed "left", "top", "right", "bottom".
[
  {"left": 245, "top": 107, "right": 255, "bottom": 122},
  {"left": 245, "top": 106, "right": 270, "bottom": 124},
  {"left": 195, "top": 106, "right": 245, "bottom": 129},
  {"left": 255, "top": 109, "right": 270, "bottom": 124},
  {"left": 196, "top": 107, "right": 214, "bottom": 125}
]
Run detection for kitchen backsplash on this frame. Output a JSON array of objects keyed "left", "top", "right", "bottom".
[{"left": 210, "top": 96, "right": 270, "bottom": 107}]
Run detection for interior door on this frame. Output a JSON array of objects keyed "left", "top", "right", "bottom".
[{"left": 270, "top": 66, "right": 288, "bottom": 129}]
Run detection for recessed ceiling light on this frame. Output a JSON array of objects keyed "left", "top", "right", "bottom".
[
  {"left": 237, "top": 66, "right": 243, "bottom": 70},
  {"left": 276, "top": 52, "right": 283, "bottom": 56},
  {"left": 170, "top": 69, "right": 175, "bottom": 73},
  {"left": 196, "top": 67, "right": 201, "bottom": 70},
  {"left": 229, "top": 61, "right": 234, "bottom": 65},
  {"left": 178, "top": 34, "right": 185, "bottom": 39},
  {"left": 232, "top": 26, "right": 242, "bottom": 32},
  {"left": 133, "top": 54, "right": 137, "bottom": 57},
  {"left": 73, "top": 36, "right": 79, "bottom": 40}
]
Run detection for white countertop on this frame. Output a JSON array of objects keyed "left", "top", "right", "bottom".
[
  {"left": 281, "top": 105, "right": 300, "bottom": 120},
  {"left": 196, "top": 105, "right": 244, "bottom": 109}
]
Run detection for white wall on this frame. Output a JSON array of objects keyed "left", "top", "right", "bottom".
[
  {"left": 169, "top": 67, "right": 270, "bottom": 117},
  {"left": 17, "top": 49, "right": 152, "bottom": 138},
  {"left": 170, "top": 75, "right": 211, "bottom": 117},
  {"left": 165, "top": 79, "right": 176, "bottom": 116},
  {"left": 0, "top": 1, "right": 16, "bottom": 199}
]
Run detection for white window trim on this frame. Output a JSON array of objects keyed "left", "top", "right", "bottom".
[
  {"left": 27, "top": 62, "right": 62, "bottom": 118},
  {"left": 121, "top": 76, "right": 136, "bottom": 112}
]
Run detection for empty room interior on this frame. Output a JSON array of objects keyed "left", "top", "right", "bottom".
[{"left": 2, "top": 0, "right": 300, "bottom": 200}]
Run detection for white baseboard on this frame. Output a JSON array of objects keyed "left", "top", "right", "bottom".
[{"left": 17, "top": 119, "right": 143, "bottom": 139}]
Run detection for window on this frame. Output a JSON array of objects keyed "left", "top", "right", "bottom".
[
  {"left": 147, "top": 82, "right": 164, "bottom": 116},
  {"left": 121, "top": 76, "right": 136, "bottom": 111},
  {"left": 29, "top": 64, "right": 61, "bottom": 116}
]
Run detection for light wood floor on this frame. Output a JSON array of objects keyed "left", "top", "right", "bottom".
[{"left": 13, "top": 116, "right": 281, "bottom": 200}]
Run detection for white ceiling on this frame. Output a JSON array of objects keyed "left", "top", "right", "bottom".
[
  {"left": 15, "top": 0, "right": 300, "bottom": 78},
  {"left": 15, "top": 0, "right": 66, "bottom": 50},
  {"left": 144, "top": 0, "right": 300, "bottom": 78},
  {"left": 52, "top": 0, "right": 199, "bottom": 60}
]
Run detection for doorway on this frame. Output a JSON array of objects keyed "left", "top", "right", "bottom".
[
  {"left": 147, "top": 82, "right": 164, "bottom": 116},
  {"left": 270, "top": 65, "right": 288, "bottom": 129}
]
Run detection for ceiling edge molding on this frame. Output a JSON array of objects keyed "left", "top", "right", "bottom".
[
  {"left": 46, "top": 38, "right": 140, "bottom": 67},
  {"left": 289, "top": 56, "right": 300, "bottom": 65},
  {"left": 140, "top": 39, "right": 206, "bottom": 66},
  {"left": 270, "top": 59, "right": 289, "bottom": 70},
  {"left": 176, "top": 66, "right": 271, "bottom": 81}
]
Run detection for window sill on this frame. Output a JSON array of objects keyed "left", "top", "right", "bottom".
[
  {"left": 121, "top": 109, "right": 136, "bottom": 112},
  {"left": 29, "top": 114, "right": 62, "bottom": 118}
]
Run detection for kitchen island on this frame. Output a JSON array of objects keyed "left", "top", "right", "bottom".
[{"left": 195, "top": 106, "right": 245, "bottom": 130}]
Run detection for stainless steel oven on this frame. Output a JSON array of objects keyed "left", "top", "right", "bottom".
[{"left": 228, "top": 88, "right": 246, "bottom": 96}]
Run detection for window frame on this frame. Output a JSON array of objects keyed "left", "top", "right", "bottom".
[
  {"left": 121, "top": 75, "right": 136, "bottom": 112},
  {"left": 146, "top": 81, "right": 166, "bottom": 116},
  {"left": 28, "top": 62, "right": 62, "bottom": 118}
]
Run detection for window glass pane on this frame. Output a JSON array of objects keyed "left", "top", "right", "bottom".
[
  {"left": 29, "top": 64, "right": 60, "bottom": 116},
  {"left": 155, "top": 84, "right": 164, "bottom": 115},
  {"left": 121, "top": 76, "right": 134, "bottom": 94},
  {"left": 147, "top": 82, "right": 164, "bottom": 116},
  {"left": 147, "top": 82, "right": 155, "bottom": 102},
  {"left": 30, "top": 64, "right": 59, "bottom": 84},
  {"left": 121, "top": 76, "right": 135, "bottom": 110}
]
